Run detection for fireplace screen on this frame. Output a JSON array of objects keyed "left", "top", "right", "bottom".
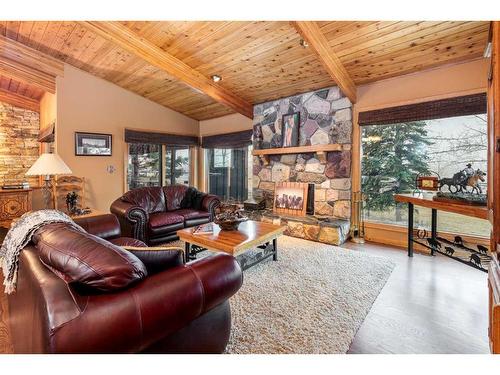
[{"left": 274, "top": 182, "right": 308, "bottom": 216}]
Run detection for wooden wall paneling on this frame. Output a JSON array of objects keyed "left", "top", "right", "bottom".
[
  {"left": 5, "top": 21, "right": 21, "bottom": 40},
  {"left": 290, "top": 21, "right": 357, "bottom": 102},
  {"left": 0, "top": 57, "right": 55, "bottom": 93},
  {"left": 0, "top": 21, "right": 488, "bottom": 121},
  {"left": 347, "top": 26, "right": 488, "bottom": 73},
  {"left": 27, "top": 22, "right": 49, "bottom": 49},
  {"left": 0, "top": 87, "right": 39, "bottom": 112},
  {"left": 33, "top": 22, "right": 63, "bottom": 56},
  {"left": 0, "top": 35, "right": 64, "bottom": 77},
  {"left": 339, "top": 22, "right": 479, "bottom": 64},
  {"left": 320, "top": 21, "right": 391, "bottom": 43},
  {"left": 80, "top": 21, "right": 254, "bottom": 118}
]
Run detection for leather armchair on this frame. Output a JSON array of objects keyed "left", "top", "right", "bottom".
[
  {"left": 7, "top": 215, "right": 243, "bottom": 353},
  {"left": 110, "top": 185, "right": 220, "bottom": 245}
]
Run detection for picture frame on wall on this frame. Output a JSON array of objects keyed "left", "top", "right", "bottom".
[
  {"left": 281, "top": 112, "right": 300, "bottom": 147},
  {"left": 75, "top": 132, "right": 112, "bottom": 156}
]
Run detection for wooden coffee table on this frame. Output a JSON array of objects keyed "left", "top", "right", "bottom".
[{"left": 177, "top": 220, "right": 286, "bottom": 270}]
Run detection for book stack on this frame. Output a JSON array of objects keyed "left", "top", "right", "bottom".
[
  {"left": 2, "top": 182, "right": 30, "bottom": 190},
  {"left": 192, "top": 223, "right": 214, "bottom": 235}
]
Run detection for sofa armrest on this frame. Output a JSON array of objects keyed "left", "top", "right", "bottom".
[
  {"left": 73, "top": 213, "right": 121, "bottom": 240},
  {"left": 123, "top": 246, "right": 184, "bottom": 274},
  {"left": 201, "top": 194, "right": 220, "bottom": 220},
  {"left": 110, "top": 198, "right": 148, "bottom": 242},
  {"left": 49, "top": 253, "right": 243, "bottom": 353}
]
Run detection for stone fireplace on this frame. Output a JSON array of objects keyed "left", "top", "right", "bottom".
[{"left": 250, "top": 85, "right": 353, "bottom": 245}]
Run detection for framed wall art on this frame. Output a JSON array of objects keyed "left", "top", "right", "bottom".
[
  {"left": 281, "top": 112, "right": 300, "bottom": 147},
  {"left": 75, "top": 132, "right": 112, "bottom": 156}
]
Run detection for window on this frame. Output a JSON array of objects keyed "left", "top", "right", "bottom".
[
  {"left": 361, "top": 114, "right": 489, "bottom": 237},
  {"left": 127, "top": 144, "right": 162, "bottom": 189},
  {"left": 164, "top": 147, "right": 190, "bottom": 185},
  {"left": 205, "top": 146, "right": 252, "bottom": 202},
  {"left": 127, "top": 144, "right": 190, "bottom": 190}
]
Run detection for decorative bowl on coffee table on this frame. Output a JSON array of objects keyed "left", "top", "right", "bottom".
[
  {"left": 214, "top": 216, "right": 248, "bottom": 231},
  {"left": 214, "top": 201, "right": 248, "bottom": 231}
]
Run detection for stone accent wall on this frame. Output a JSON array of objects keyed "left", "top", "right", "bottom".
[
  {"left": 252, "top": 85, "right": 353, "bottom": 222},
  {"left": 0, "top": 102, "right": 40, "bottom": 186}
]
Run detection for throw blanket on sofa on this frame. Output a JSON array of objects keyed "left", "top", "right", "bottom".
[{"left": 0, "top": 210, "right": 84, "bottom": 294}]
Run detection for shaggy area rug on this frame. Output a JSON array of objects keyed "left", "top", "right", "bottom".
[{"left": 171, "top": 235, "right": 395, "bottom": 354}]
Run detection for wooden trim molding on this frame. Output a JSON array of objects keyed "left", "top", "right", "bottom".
[
  {"left": 0, "top": 88, "right": 39, "bottom": 112},
  {"left": 291, "top": 21, "right": 357, "bottom": 103},
  {"left": 358, "top": 93, "right": 487, "bottom": 126},
  {"left": 0, "top": 35, "right": 64, "bottom": 77},
  {"left": 364, "top": 221, "right": 490, "bottom": 250},
  {"left": 0, "top": 56, "right": 56, "bottom": 93},
  {"left": 80, "top": 21, "right": 253, "bottom": 119}
]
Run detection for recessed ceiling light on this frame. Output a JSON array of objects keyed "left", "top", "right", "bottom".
[
  {"left": 300, "top": 39, "right": 309, "bottom": 48},
  {"left": 211, "top": 75, "right": 222, "bottom": 83}
]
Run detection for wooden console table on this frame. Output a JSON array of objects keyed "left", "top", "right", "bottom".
[{"left": 394, "top": 193, "right": 488, "bottom": 258}]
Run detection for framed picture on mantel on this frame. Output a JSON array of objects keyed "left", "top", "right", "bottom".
[
  {"left": 75, "top": 132, "right": 112, "bottom": 156},
  {"left": 281, "top": 112, "right": 300, "bottom": 148}
]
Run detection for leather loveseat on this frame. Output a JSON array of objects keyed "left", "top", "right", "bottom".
[
  {"left": 7, "top": 214, "right": 243, "bottom": 353},
  {"left": 110, "top": 185, "right": 220, "bottom": 245}
]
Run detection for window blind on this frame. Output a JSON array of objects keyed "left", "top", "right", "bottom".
[
  {"left": 124, "top": 129, "right": 199, "bottom": 146},
  {"left": 358, "top": 93, "right": 487, "bottom": 126},
  {"left": 201, "top": 129, "right": 253, "bottom": 149}
]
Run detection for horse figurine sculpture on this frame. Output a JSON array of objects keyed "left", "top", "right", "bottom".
[
  {"left": 466, "top": 169, "right": 486, "bottom": 194},
  {"left": 438, "top": 166, "right": 486, "bottom": 195}
]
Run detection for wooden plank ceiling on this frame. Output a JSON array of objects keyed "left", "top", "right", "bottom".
[{"left": 0, "top": 21, "right": 490, "bottom": 120}]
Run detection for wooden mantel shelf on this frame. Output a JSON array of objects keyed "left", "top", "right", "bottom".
[{"left": 253, "top": 144, "right": 350, "bottom": 165}]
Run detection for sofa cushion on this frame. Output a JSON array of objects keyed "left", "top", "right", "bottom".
[
  {"left": 163, "top": 185, "right": 189, "bottom": 211},
  {"left": 181, "top": 187, "right": 206, "bottom": 210},
  {"left": 175, "top": 209, "right": 211, "bottom": 221},
  {"left": 33, "top": 223, "right": 147, "bottom": 292},
  {"left": 122, "top": 187, "right": 165, "bottom": 214},
  {"left": 149, "top": 212, "right": 184, "bottom": 228}
]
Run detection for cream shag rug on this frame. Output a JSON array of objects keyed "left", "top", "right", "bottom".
[{"left": 172, "top": 235, "right": 395, "bottom": 354}]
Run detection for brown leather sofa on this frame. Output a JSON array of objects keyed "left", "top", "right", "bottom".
[
  {"left": 7, "top": 214, "right": 243, "bottom": 353},
  {"left": 110, "top": 185, "right": 220, "bottom": 245}
]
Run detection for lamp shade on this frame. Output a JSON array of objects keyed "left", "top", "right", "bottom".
[{"left": 25, "top": 153, "right": 72, "bottom": 176}]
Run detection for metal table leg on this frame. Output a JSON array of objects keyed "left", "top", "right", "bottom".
[
  {"left": 184, "top": 242, "right": 191, "bottom": 263},
  {"left": 408, "top": 202, "right": 414, "bottom": 257},
  {"left": 431, "top": 208, "right": 437, "bottom": 256},
  {"left": 273, "top": 238, "right": 278, "bottom": 261}
]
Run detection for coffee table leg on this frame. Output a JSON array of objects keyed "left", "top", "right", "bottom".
[
  {"left": 184, "top": 242, "right": 191, "bottom": 263},
  {"left": 273, "top": 238, "right": 278, "bottom": 261}
]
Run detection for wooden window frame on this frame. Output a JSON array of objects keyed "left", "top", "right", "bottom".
[{"left": 352, "top": 89, "right": 489, "bottom": 246}]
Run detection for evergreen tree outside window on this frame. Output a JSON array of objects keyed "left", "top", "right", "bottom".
[
  {"left": 361, "top": 114, "right": 489, "bottom": 237},
  {"left": 127, "top": 144, "right": 161, "bottom": 189},
  {"left": 127, "top": 144, "right": 190, "bottom": 190}
]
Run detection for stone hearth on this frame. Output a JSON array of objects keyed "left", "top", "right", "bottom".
[{"left": 246, "top": 209, "right": 350, "bottom": 246}]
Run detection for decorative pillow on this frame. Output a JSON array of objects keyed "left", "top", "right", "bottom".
[
  {"left": 121, "top": 245, "right": 185, "bottom": 274},
  {"left": 33, "top": 223, "right": 147, "bottom": 292},
  {"left": 181, "top": 187, "right": 205, "bottom": 210}
]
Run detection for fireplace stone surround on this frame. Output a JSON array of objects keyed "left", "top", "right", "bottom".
[{"left": 251, "top": 85, "right": 353, "bottom": 245}]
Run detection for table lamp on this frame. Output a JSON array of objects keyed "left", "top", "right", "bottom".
[{"left": 26, "top": 153, "right": 72, "bottom": 209}]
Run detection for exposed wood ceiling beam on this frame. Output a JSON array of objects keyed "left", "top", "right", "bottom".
[
  {"left": 0, "top": 88, "right": 39, "bottom": 112},
  {"left": 0, "top": 56, "right": 56, "bottom": 93},
  {"left": 0, "top": 35, "right": 64, "bottom": 77},
  {"left": 80, "top": 21, "right": 254, "bottom": 119},
  {"left": 291, "top": 21, "right": 357, "bottom": 103}
]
